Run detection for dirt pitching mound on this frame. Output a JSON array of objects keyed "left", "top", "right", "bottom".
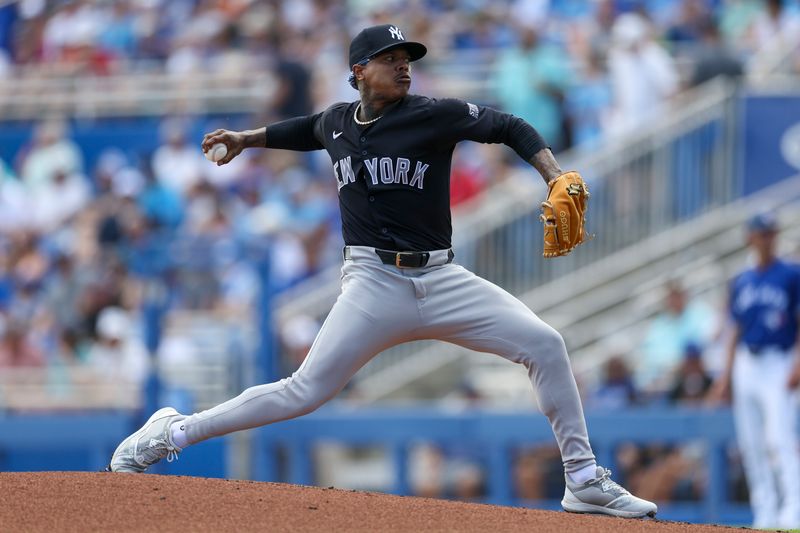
[{"left": 1, "top": 472, "right": 741, "bottom": 532}]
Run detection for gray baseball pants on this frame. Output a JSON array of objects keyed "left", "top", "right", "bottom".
[{"left": 182, "top": 246, "right": 596, "bottom": 473}]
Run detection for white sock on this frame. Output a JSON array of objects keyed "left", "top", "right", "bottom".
[
  {"left": 568, "top": 463, "right": 598, "bottom": 484},
  {"left": 170, "top": 420, "right": 189, "bottom": 449}
]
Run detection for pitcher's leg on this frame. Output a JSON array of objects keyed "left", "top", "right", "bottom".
[
  {"left": 453, "top": 311, "right": 593, "bottom": 472},
  {"left": 183, "top": 277, "right": 414, "bottom": 444},
  {"left": 418, "top": 265, "right": 594, "bottom": 472},
  {"left": 108, "top": 261, "right": 421, "bottom": 473},
  {"left": 417, "top": 265, "right": 656, "bottom": 518}
]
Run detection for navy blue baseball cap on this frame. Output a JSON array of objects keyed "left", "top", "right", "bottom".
[
  {"left": 747, "top": 212, "right": 779, "bottom": 233},
  {"left": 348, "top": 24, "right": 427, "bottom": 68}
]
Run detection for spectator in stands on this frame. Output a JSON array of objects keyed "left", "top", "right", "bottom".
[
  {"left": 42, "top": 252, "right": 85, "bottom": 333},
  {"left": 747, "top": 0, "right": 800, "bottom": 54},
  {"left": 667, "top": 342, "right": 713, "bottom": 405},
  {"left": 589, "top": 355, "right": 639, "bottom": 410},
  {"left": 272, "top": 39, "right": 314, "bottom": 120},
  {"left": 565, "top": 48, "right": 612, "bottom": 148},
  {"left": 566, "top": 0, "right": 618, "bottom": 62},
  {"left": 637, "top": 280, "right": 716, "bottom": 394},
  {"left": 54, "top": 327, "right": 88, "bottom": 366},
  {"left": 181, "top": 179, "right": 219, "bottom": 234},
  {"left": 664, "top": 0, "right": 714, "bottom": 44},
  {"left": 31, "top": 168, "right": 90, "bottom": 232},
  {"left": 18, "top": 118, "right": 83, "bottom": 193},
  {"left": 494, "top": 26, "right": 572, "bottom": 152},
  {"left": 152, "top": 119, "right": 205, "bottom": 195},
  {"left": 41, "top": 0, "right": 101, "bottom": 63},
  {"left": 688, "top": 17, "right": 744, "bottom": 87},
  {"left": 85, "top": 306, "right": 149, "bottom": 386},
  {"left": 606, "top": 13, "right": 679, "bottom": 137},
  {"left": 137, "top": 158, "right": 183, "bottom": 230},
  {"left": 0, "top": 320, "right": 45, "bottom": 368},
  {"left": 10, "top": 232, "right": 49, "bottom": 294},
  {"left": 97, "top": 1, "right": 138, "bottom": 61},
  {"left": 449, "top": 147, "right": 486, "bottom": 207},
  {"left": 90, "top": 160, "right": 142, "bottom": 259},
  {"left": 718, "top": 0, "right": 763, "bottom": 47}
]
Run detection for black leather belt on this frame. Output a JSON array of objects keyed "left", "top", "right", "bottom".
[
  {"left": 375, "top": 248, "right": 455, "bottom": 268},
  {"left": 344, "top": 247, "right": 454, "bottom": 268}
]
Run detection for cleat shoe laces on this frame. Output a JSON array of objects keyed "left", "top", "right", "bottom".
[
  {"left": 597, "top": 468, "right": 628, "bottom": 496},
  {"left": 108, "top": 407, "right": 186, "bottom": 473}
]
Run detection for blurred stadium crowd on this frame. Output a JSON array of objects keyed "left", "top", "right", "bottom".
[
  {"left": 0, "top": 0, "right": 799, "bottom": 501},
  {"left": 1, "top": 0, "right": 797, "bottom": 394}
]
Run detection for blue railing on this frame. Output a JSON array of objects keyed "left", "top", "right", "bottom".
[{"left": 254, "top": 407, "right": 751, "bottom": 525}]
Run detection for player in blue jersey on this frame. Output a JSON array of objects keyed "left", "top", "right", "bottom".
[{"left": 711, "top": 213, "right": 800, "bottom": 529}]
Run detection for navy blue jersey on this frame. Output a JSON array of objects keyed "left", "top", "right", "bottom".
[
  {"left": 266, "top": 94, "right": 545, "bottom": 251},
  {"left": 729, "top": 259, "right": 800, "bottom": 351}
]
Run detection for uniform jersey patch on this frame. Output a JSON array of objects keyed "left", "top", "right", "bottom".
[{"left": 467, "top": 102, "right": 479, "bottom": 118}]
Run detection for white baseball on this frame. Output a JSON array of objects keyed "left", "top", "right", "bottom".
[{"left": 204, "top": 143, "right": 228, "bottom": 162}]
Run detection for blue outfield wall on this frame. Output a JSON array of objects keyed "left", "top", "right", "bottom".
[
  {"left": 0, "top": 407, "right": 752, "bottom": 525},
  {"left": 0, "top": 412, "right": 228, "bottom": 478},
  {"left": 253, "top": 407, "right": 750, "bottom": 525}
]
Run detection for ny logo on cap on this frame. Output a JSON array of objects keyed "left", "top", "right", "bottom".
[{"left": 389, "top": 26, "right": 404, "bottom": 40}]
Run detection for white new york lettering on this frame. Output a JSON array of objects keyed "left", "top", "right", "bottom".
[
  {"left": 409, "top": 161, "right": 429, "bottom": 189},
  {"left": 333, "top": 160, "right": 342, "bottom": 190},
  {"left": 339, "top": 156, "right": 356, "bottom": 187},
  {"left": 364, "top": 157, "right": 380, "bottom": 185},
  {"left": 394, "top": 158, "right": 410, "bottom": 184},
  {"left": 379, "top": 157, "right": 394, "bottom": 184}
]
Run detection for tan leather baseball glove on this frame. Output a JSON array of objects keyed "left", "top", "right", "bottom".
[{"left": 540, "top": 171, "right": 591, "bottom": 258}]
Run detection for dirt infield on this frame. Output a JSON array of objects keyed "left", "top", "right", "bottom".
[{"left": 1, "top": 472, "right": 745, "bottom": 533}]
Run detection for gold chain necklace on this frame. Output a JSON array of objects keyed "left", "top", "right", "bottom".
[{"left": 353, "top": 103, "right": 383, "bottom": 125}]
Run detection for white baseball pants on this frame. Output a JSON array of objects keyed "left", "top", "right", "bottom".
[
  {"left": 181, "top": 246, "right": 596, "bottom": 473},
  {"left": 733, "top": 346, "right": 800, "bottom": 529}
]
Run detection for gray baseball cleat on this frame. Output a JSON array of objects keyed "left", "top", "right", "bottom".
[
  {"left": 106, "top": 407, "right": 186, "bottom": 473},
  {"left": 561, "top": 466, "right": 657, "bottom": 518}
]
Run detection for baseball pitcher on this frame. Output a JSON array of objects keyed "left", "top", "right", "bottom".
[{"left": 107, "top": 24, "right": 655, "bottom": 518}]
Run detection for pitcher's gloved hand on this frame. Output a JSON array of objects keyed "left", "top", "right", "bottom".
[{"left": 540, "top": 171, "right": 591, "bottom": 258}]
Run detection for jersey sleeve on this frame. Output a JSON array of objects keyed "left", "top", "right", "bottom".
[
  {"left": 265, "top": 112, "right": 325, "bottom": 151},
  {"left": 431, "top": 98, "right": 547, "bottom": 161}
]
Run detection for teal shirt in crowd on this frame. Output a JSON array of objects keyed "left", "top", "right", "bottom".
[{"left": 494, "top": 43, "right": 571, "bottom": 151}]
